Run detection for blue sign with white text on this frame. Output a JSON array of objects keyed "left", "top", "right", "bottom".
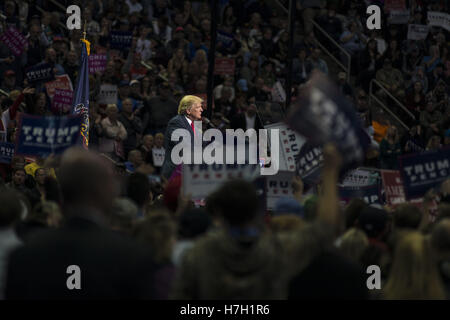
[
  {"left": 0, "top": 142, "right": 15, "bottom": 164},
  {"left": 25, "top": 62, "right": 55, "bottom": 83},
  {"left": 16, "top": 114, "right": 82, "bottom": 157},
  {"left": 399, "top": 147, "right": 450, "bottom": 199}
]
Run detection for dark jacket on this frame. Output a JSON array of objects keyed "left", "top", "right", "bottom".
[
  {"left": 171, "top": 223, "right": 332, "bottom": 299},
  {"left": 161, "top": 114, "right": 195, "bottom": 179},
  {"left": 5, "top": 215, "right": 156, "bottom": 299}
]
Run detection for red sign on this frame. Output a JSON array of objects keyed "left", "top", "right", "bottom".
[
  {"left": 214, "top": 58, "right": 235, "bottom": 76},
  {"left": 381, "top": 170, "right": 406, "bottom": 206},
  {"left": 45, "top": 75, "right": 73, "bottom": 99},
  {"left": 385, "top": 0, "right": 406, "bottom": 12}
]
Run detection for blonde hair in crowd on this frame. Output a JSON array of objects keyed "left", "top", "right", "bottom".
[
  {"left": 383, "top": 232, "right": 446, "bottom": 300},
  {"left": 339, "top": 228, "right": 369, "bottom": 262},
  {"left": 177, "top": 95, "right": 203, "bottom": 115}
]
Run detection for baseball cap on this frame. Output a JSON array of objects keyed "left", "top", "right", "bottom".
[
  {"left": 274, "top": 197, "right": 304, "bottom": 217},
  {"left": 5, "top": 70, "right": 15, "bottom": 77},
  {"left": 129, "top": 79, "right": 140, "bottom": 86},
  {"left": 175, "top": 26, "right": 184, "bottom": 33},
  {"left": 237, "top": 79, "right": 248, "bottom": 92}
]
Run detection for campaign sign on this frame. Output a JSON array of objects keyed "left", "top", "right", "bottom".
[
  {"left": 381, "top": 170, "right": 406, "bottom": 205},
  {"left": 217, "top": 30, "right": 234, "bottom": 48},
  {"left": 427, "top": 11, "right": 450, "bottom": 32},
  {"left": 110, "top": 31, "right": 133, "bottom": 50},
  {"left": 214, "top": 58, "right": 235, "bottom": 75},
  {"left": 16, "top": 114, "right": 82, "bottom": 157},
  {"left": 339, "top": 184, "right": 382, "bottom": 206},
  {"left": 407, "top": 24, "right": 429, "bottom": 41},
  {"left": 388, "top": 10, "right": 410, "bottom": 24},
  {"left": 265, "top": 122, "right": 305, "bottom": 172},
  {"left": 98, "top": 84, "right": 118, "bottom": 105},
  {"left": 399, "top": 148, "right": 450, "bottom": 199},
  {"left": 88, "top": 54, "right": 107, "bottom": 74},
  {"left": 25, "top": 63, "right": 55, "bottom": 84},
  {"left": 266, "top": 171, "right": 295, "bottom": 210},
  {"left": 0, "top": 27, "right": 27, "bottom": 56},
  {"left": 287, "top": 73, "right": 370, "bottom": 180},
  {"left": 0, "top": 142, "right": 15, "bottom": 164},
  {"left": 341, "top": 169, "right": 376, "bottom": 187},
  {"left": 384, "top": 0, "right": 406, "bottom": 12},
  {"left": 272, "top": 81, "right": 286, "bottom": 103},
  {"left": 52, "top": 89, "right": 73, "bottom": 114},
  {"left": 152, "top": 148, "right": 165, "bottom": 167},
  {"left": 182, "top": 164, "right": 260, "bottom": 200},
  {"left": 296, "top": 142, "right": 323, "bottom": 185},
  {"left": 45, "top": 74, "right": 73, "bottom": 99}
]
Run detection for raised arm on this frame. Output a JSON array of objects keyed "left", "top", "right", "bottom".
[{"left": 317, "top": 144, "right": 342, "bottom": 227}]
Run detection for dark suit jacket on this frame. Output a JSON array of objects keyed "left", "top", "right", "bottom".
[
  {"left": 5, "top": 215, "right": 157, "bottom": 300},
  {"left": 161, "top": 114, "right": 195, "bottom": 179},
  {"left": 231, "top": 113, "right": 264, "bottom": 132}
]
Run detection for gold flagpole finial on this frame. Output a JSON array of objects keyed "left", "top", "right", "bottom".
[{"left": 83, "top": 20, "right": 87, "bottom": 40}]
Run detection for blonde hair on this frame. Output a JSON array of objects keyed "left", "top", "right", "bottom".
[
  {"left": 133, "top": 210, "right": 176, "bottom": 264},
  {"left": 270, "top": 215, "right": 305, "bottom": 233},
  {"left": 106, "top": 104, "right": 118, "bottom": 113},
  {"left": 384, "top": 232, "right": 446, "bottom": 300},
  {"left": 178, "top": 95, "right": 203, "bottom": 115},
  {"left": 339, "top": 228, "right": 369, "bottom": 262}
]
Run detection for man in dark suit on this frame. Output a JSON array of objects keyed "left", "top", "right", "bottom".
[
  {"left": 230, "top": 103, "right": 263, "bottom": 132},
  {"left": 5, "top": 148, "right": 157, "bottom": 299},
  {"left": 161, "top": 95, "right": 204, "bottom": 179}
]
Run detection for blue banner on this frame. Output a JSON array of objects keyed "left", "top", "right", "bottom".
[
  {"left": 110, "top": 31, "right": 132, "bottom": 50},
  {"left": 339, "top": 184, "right": 382, "bottom": 206},
  {"left": 71, "top": 39, "right": 90, "bottom": 148},
  {"left": 296, "top": 142, "right": 323, "bottom": 185},
  {"left": 399, "top": 147, "right": 450, "bottom": 199},
  {"left": 0, "top": 142, "right": 15, "bottom": 164},
  {"left": 287, "top": 73, "right": 370, "bottom": 179},
  {"left": 15, "top": 114, "right": 82, "bottom": 157},
  {"left": 217, "top": 30, "right": 234, "bottom": 48},
  {"left": 25, "top": 62, "right": 55, "bottom": 83}
]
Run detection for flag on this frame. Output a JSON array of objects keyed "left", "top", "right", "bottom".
[{"left": 71, "top": 39, "right": 90, "bottom": 148}]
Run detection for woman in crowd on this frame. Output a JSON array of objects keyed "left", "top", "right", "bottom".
[{"left": 383, "top": 232, "right": 446, "bottom": 299}]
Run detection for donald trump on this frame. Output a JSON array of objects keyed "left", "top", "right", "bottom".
[{"left": 161, "top": 95, "right": 204, "bottom": 179}]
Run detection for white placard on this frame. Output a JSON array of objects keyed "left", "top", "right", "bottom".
[
  {"left": 266, "top": 171, "right": 295, "bottom": 210},
  {"left": 182, "top": 164, "right": 260, "bottom": 200},
  {"left": 428, "top": 11, "right": 450, "bottom": 32},
  {"left": 265, "top": 122, "right": 305, "bottom": 172},
  {"left": 388, "top": 10, "right": 410, "bottom": 24},
  {"left": 98, "top": 84, "right": 118, "bottom": 105},
  {"left": 151, "top": 147, "right": 165, "bottom": 167},
  {"left": 407, "top": 24, "right": 429, "bottom": 40}
]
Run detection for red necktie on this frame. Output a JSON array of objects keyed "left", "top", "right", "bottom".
[{"left": 191, "top": 121, "right": 195, "bottom": 136}]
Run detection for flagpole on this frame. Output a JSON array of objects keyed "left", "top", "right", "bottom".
[{"left": 83, "top": 20, "right": 86, "bottom": 40}]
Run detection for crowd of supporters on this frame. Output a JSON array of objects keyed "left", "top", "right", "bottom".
[{"left": 0, "top": 0, "right": 449, "bottom": 299}]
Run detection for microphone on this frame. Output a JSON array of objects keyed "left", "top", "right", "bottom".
[{"left": 202, "top": 117, "right": 216, "bottom": 128}]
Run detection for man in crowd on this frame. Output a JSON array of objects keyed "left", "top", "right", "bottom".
[{"left": 5, "top": 148, "right": 157, "bottom": 299}]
